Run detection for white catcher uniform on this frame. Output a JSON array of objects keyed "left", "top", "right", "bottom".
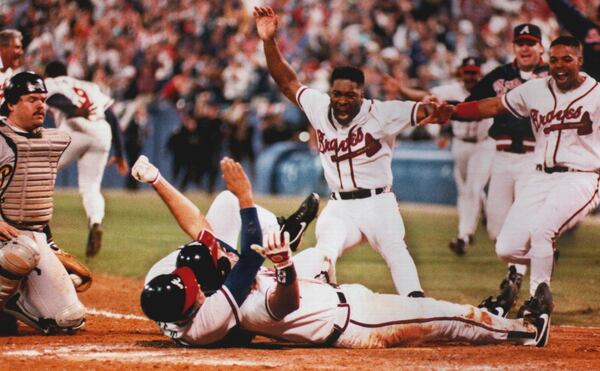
[
  {"left": 147, "top": 192, "right": 540, "bottom": 348},
  {"left": 431, "top": 81, "right": 494, "bottom": 242},
  {"left": 296, "top": 86, "right": 422, "bottom": 296},
  {"left": 499, "top": 72, "right": 600, "bottom": 296},
  {"left": 0, "top": 121, "right": 85, "bottom": 331},
  {"left": 44, "top": 76, "right": 114, "bottom": 226}
]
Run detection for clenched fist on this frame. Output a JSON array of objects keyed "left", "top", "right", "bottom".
[{"left": 131, "top": 155, "right": 160, "bottom": 184}]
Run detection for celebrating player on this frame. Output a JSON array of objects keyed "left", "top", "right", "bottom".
[
  {"left": 0, "top": 72, "right": 86, "bottom": 336},
  {"left": 43, "top": 60, "right": 128, "bottom": 257},
  {"left": 441, "top": 35, "right": 600, "bottom": 319},
  {"left": 253, "top": 6, "right": 449, "bottom": 297},
  {"left": 137, "top": 155, "right": 552, "bottom": 348},
  {"left": 386, "top": 57, "right": 494, "bottom": 255}
]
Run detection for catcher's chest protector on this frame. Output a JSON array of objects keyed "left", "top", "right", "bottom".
[{"left": 0, "top": 123, "right": 70, "bottom": 230}]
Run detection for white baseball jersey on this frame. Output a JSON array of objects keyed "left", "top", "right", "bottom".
[
  {"left": 296, "top": 86, "right": 419, "bottom": 192},
  {"left": 149, "top": 257, "right": 540, "bottom": 348},
  {"left": 44, "top": 76, "right": 114, "bottom": 126},
  {"left": 431, "top": 81, "right": 491, "bottom": 141},
  {"left": 502, "top": 73, "right": 600, "bottom": 171}
]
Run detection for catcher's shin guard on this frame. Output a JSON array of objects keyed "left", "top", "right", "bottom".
[
  {"left": 4, "top": 294, "right": 85, "bottom": 334},
  {"left": 0, "top": 235, "right": 40, "bottom": 309}
]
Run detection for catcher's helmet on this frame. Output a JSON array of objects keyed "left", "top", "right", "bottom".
[
  {"left": 0, "top": 71, "right": 47, "bottom": 116},
  {"left": 176, "top": 231, "right": 232, "bottom": 296},
  {"left": 140, "top": 266, "right": 200, "bottom": 323}
]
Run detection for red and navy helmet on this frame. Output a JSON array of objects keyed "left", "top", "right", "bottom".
[{"left": 140, "top": 266, "right": 201, "bottom": 323}]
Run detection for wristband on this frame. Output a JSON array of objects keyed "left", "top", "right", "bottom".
[
  {"left": 275, "top": 264, "right": 297, "bottom": 286},
  {"left": 455, "top": 101, "right": 481, "bottom": 120},
  {"left": 151, "top": 172, "right": 162, "bottom": 185}
]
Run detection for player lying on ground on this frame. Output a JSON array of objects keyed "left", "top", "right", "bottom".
[
  {"left": 439, "top": 35, "right": 599, "bottom": 320},
  {"left": 133, "top": 156, "right": 553, "bottom": 348}
]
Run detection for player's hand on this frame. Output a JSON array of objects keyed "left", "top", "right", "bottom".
[
  {"left": 0, "top": 221, "right": 21, "bottom": 241},
  {"left": 220, "top": 157, "right": 253, "bottom": 207},
  {"left": 418, "top": 103, "right": 455, "bottom": 125},
  {"left": 422, "top": 94, "right": 443, "bottom": 105},
  {"left": 108, "top": 156, "right": 129, "bottom": 176},
  {"left": 254, "top": 6, "right": 278, "bottom": 41},
  {"left": 251, "top": 227, "right": 292, "bottom": 269},
  {"left": 437, "top": 136, "right": 450, "bottom": 149},
  {"left": 131, "top": 155, "right": 160, "bottom": 184}
]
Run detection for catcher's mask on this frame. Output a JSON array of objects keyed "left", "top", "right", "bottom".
[
  {"left": 140, "top": 266, "right": 200, "bottom": 323},
  {"left": 0, "top": 71, "right": 47, "bottom": 116},
  {"left": 176, "top": 230, "right": 232, "bottom": 296}
]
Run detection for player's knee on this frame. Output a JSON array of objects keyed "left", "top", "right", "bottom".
[
  {"left": 494, "top": 236, "right": 514, "bottom": 261},
  {"left": 54, "top": 302, "right": 86, "bottom": 330},
  {"left": 0, "top": 235, "right": 40, "bottom": 306}
]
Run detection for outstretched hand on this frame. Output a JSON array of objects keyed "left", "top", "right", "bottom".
[
  {"left": 418, "top": 103, "right": 456, "bottom": 125},
  {"left": 131, "top": 155, "right": 160, "bottom": 184},
  {"left": 254, "top": 6, "right": 278, "bottom": 41},
  {"left": 220, "top": 157, "right": 253, "bottom": 208}
]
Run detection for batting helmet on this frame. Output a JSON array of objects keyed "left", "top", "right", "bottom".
[
  {"left": 176, "top": 232, "right": 232, "bottom": 296},
  {"left": 0, "top": 71, "right": 47, "bottom": 116},
  {"left": 140, "top": 266, "right": 200, "bottom": 323}
]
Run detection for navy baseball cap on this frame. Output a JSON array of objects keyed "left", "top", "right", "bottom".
[
  {"left": 460, "top": 57, "right": 481, "bottom": 72},
  {"left": 513, "top": 23, "right": 542, "bottom": 44}
]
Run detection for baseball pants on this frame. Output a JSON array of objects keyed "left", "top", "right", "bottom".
[
  {"left": 496, "top": 171, "right": 600, "bottom": 296},
  {"left": 334, "top": 283, "right": 537, "bottom": 348},
  {"left": 58, "top": 118, "right": 112, "bottom": 227},
  {"left": 314, "top": 192, "right": 423, "bottom": 296}
]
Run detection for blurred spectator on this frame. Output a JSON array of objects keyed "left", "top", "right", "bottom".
[
  {"left": 167, "top": 107, "right": 201, "bottom": 192},
  {"left": 193, "top": 93, "right": 224, "bottom": 193},
  {"left": 223, "top": 100, "right": 255, "bottom": 178}
]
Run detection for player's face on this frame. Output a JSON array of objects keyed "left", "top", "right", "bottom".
[
  {"left": 549, "top": 44, "right": 583, "bottom": 91},
  {"left": 1, "top": 38, "right": 24, "bottom": 69},
  {"left": 329, "top": 79, "right": 363, "bottom": 126},
  {"left": 8, "top": 93, "right": 47, "bottom": 131},
  {"left": 513, "top": 40, "right": 543, "bottom": 72},
  {"left": 459, "top": 70, "right": 481, "bottom": 92}
]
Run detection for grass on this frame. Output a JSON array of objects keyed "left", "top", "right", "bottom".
[{"left": 53, "top": 189, "right": 600, "bottom": 326}]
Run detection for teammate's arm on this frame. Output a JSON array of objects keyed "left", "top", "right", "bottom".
[
  {"left": 105, "top": 107, "right": 128, "bottom": 175},
  {"left": 254, "top": 6, "right": 302, "bottom": 105},
  {"left": 131, "top": 156, "right": 213, "bottom": 237},
  {"left": 252, "top": 230, "right": 300, "bottom": 319},
  {"left": 546, "top": 0, "right": 596, "bottom": 40},
  {"left": 447, "top": 96, "right": 508, "bottom": 122}
]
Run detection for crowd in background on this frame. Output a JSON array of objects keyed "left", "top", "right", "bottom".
[{"left": 1, "top": 0, "right": 599, "bottom": 189}]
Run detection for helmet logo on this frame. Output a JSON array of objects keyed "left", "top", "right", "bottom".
[{"left": 171, "top": 277, "right": 183, "bottom": 289}]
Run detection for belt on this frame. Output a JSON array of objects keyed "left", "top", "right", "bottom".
[
  {"left": 458, "top": 137, "right": 478, "bottom": 143},
  {"left": 535, "top": 164, "right": 598, "bottom": 174},
  {"left": 331, "top": 187, "right": 387, "bottom": 200},
  {"left": 324, "top": 288, "right": 348, "bottom": 346},
  {"left": 496, "top": 145, "right": 534, "bottom": 154}
]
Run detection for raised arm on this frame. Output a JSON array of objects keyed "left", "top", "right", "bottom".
[
  {"left": 254, "top": 6, "right": 302, "bottom": 105},
  {"left": 131, "top": 155, "right": 212, "bottom": 238}
]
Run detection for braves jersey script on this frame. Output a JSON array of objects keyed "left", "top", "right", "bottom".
[
  {"left": 296, "top": 86, "right": 419, "bottom": 192},
  {"left": 502, "top": 73, "right": 600, "bottom": 170},
  {"left": 44, "top": 76, "right": 114, "bottom": 126},
  {"left": 431, "top": 81, "right": 491, "bottom": 141}
]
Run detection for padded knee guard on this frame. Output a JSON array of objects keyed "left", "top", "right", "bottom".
[{"left": 0, "top": 235, "right": 40, "bottom": 308}]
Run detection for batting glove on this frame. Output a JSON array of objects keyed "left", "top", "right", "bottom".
[
  {"left": 131, "top": 155, "right": 160, "bottom": 184},
  {"left": 251, "top": 227, "right": 292, "bottom": 269}
]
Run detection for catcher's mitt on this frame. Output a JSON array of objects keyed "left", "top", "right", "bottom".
[{"left": 54, "top": 249, "right": 93, "bottom": 292}]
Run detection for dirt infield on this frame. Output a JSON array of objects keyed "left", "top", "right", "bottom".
[{"left": 1, "top": 273, "right": 599, "bottom": 370}]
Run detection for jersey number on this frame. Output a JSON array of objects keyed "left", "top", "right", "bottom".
[{"left": 72, "top": 87, "right": 95, "bottom": 111}]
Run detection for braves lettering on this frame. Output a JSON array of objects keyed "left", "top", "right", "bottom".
[
  {"left": 529, "top": 106, "right": 593, "bottom": 135},
  {"left": 317, "top": 127, "right": 364, "bottom": 154},
  {"left": 493, "top": 78, "right": 523, "bottom": 95}
]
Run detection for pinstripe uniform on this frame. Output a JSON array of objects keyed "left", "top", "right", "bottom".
[
  {"left": 499, "top": 73, "right": 600, "bottom": 296},
  {"left": 295, "top": 86, "right": 422, "bottom": 296}
]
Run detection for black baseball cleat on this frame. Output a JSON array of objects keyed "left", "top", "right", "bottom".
[
  {"left": 277, "top": 193, "right": 320, "bottom": 252},
  {"left": 500, "top": 265, "right": 524, "bottom": 291},
  {"left": 448, "top": 237, "right": 467, "bottom": 256},
  {"left": 0, "top": 311, "right": 18, "bottom": 336},
  {"left": 518, "top": 283, "right": 554, "bottom": 347},
  {"left": 478, "top": 281, "right": 519, "bottom": 318},
  {"left": 86, "top": 223, "right": 103, "bottom": 257}
]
